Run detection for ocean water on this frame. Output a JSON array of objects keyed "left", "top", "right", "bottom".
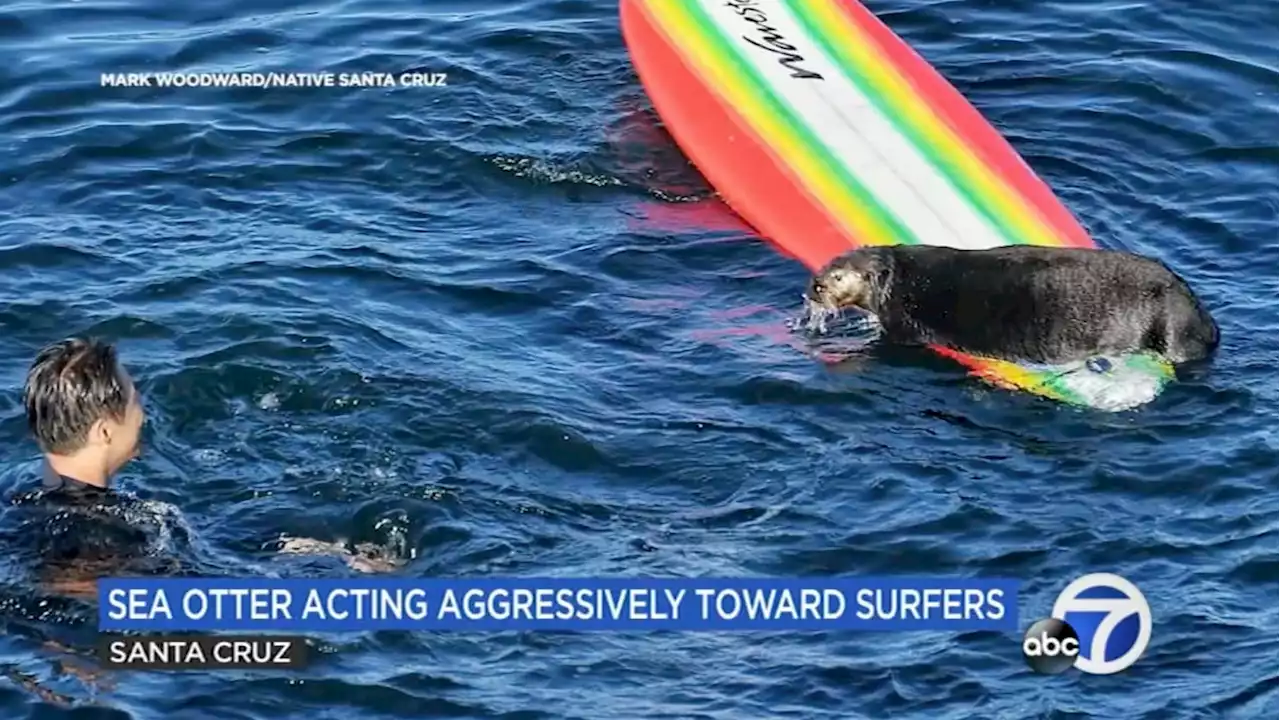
[{"left": 0, "top": 0, "right": 1276, "bottom": 717}]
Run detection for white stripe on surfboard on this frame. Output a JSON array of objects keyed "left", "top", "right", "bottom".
[{"left": 698, "top": 0, "right": 1008, "bottom": 250}]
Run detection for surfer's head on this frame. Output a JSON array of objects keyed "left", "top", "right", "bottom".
[
  {"left": 806, "top": 249, "right": 886, "bottom": 315},
  {"left": 23, "top": 337, "right": 145, "bottom": 483}
]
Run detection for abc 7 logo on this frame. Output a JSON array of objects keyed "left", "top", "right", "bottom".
[{"left": 1022, "top": 573, "right": 1152, "bottom": 675}]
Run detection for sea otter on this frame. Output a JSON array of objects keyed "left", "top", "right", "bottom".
[{"left": 804, "top": 244, "right": 1219, "bottom": 366}]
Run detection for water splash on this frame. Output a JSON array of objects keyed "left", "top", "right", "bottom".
[
  {"left": 488, "top": 155, "right": 623, "bottom": 188},
  {"left": 274, "top": 509, "right": 416, "bottom": 574},
  {"left": 787, "top": 296, "right": 880, "bottom": 343}
]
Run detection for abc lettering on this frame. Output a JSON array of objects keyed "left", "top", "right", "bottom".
[{"left": 1023, "top": 633, "right": 1079, "bottom": 657}]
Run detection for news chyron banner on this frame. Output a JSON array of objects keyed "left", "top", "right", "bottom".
[{"left": 98, "top": 576, "right": 1018, "bottom": 670}]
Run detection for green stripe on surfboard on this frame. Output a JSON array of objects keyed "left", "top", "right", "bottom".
[
  {"left": 677, "top": 1, "right": 923, "bottom": 247},
  {"left": 787, "top": 0, "right": 1032, "bottom": 247}
]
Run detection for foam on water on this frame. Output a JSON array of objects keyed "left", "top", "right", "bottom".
[
  {"left": 788, "top": 297, "right": 879, "bottom": 338},
  {"left": 93, "top": 497, "right": 191, "bottom": 558},
  {"left": 488, "top": 155, "right": 623, "bottom": 188},
  {"left": 787, "top": 300, "right": 884, "bottom": 362}
]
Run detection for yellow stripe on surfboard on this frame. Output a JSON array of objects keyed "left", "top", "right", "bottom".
[
  {"left": 645, "top": 2, "right": 909, "bottom": 249},
  {"left": 796, "top": 0, "right": 1069, "bottom": 249}
]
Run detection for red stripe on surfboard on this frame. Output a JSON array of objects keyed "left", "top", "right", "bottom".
[
  {"left": 620, "top": 0, "right": 854, "bottom": 272},
  {"left": 830, "top": 0, "right": 1096, "bottom": 249}
]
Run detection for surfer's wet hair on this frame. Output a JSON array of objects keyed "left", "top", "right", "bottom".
[{"left": 23, "top": 337, "right": 130, "bottom": 455}]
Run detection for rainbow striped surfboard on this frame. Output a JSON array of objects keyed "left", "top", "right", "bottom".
[{"left": 620, "top": 0, "right": 1172, "bottom": 411}]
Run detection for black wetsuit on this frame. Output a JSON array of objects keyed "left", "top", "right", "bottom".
[
  {"left": 0, "top": 466, "right": 165, "bottom": 576},
  {"left": 0, "top": 466, "right": 186, "bottom": 658},
  {"left": 0, "top": 468, "right": 140, "bottom": 636},
  {"left": 22, "top": 465, "right": 152, "bottom": 567}
]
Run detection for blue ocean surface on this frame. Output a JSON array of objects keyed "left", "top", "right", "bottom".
[{"left": 0, "top": 0, "right": 1276, "bottom": 717}]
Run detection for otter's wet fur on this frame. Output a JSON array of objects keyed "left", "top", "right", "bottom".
[{"left": 805, "top": 245, "right": 1219, "bottom": 366}]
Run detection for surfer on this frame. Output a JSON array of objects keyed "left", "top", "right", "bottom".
[
  {"left": 14, "top": 337, "right": 403, "bottom": 580},
  {"left": 2, "top": 338, "right": 159, "bottom": 700},
  {"left": 803, "top": 245, "right": 1219, "bottom": 366},
  {"left": 10, "top": 337, "right": 169, "bottom": 596}
]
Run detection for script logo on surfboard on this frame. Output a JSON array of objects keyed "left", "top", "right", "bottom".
[{"left": 723, "top": 0, "right": 824, "bottom": 80}]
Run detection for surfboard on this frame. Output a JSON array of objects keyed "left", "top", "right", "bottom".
[{"left": 619, "top": 0, "right": 1173, "bottom": 411}]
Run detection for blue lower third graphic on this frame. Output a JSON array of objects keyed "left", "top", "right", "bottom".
[{"left": 98, "top": 577, "right": 1021, "bottom": 632}]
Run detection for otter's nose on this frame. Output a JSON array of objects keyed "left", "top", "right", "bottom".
[{"left": 806, "top": 277, "right": 825, "bottom": 302}]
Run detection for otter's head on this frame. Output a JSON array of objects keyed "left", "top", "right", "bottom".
[{"left": 806, "top": 251, "right": 881, "bottom": 314}]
